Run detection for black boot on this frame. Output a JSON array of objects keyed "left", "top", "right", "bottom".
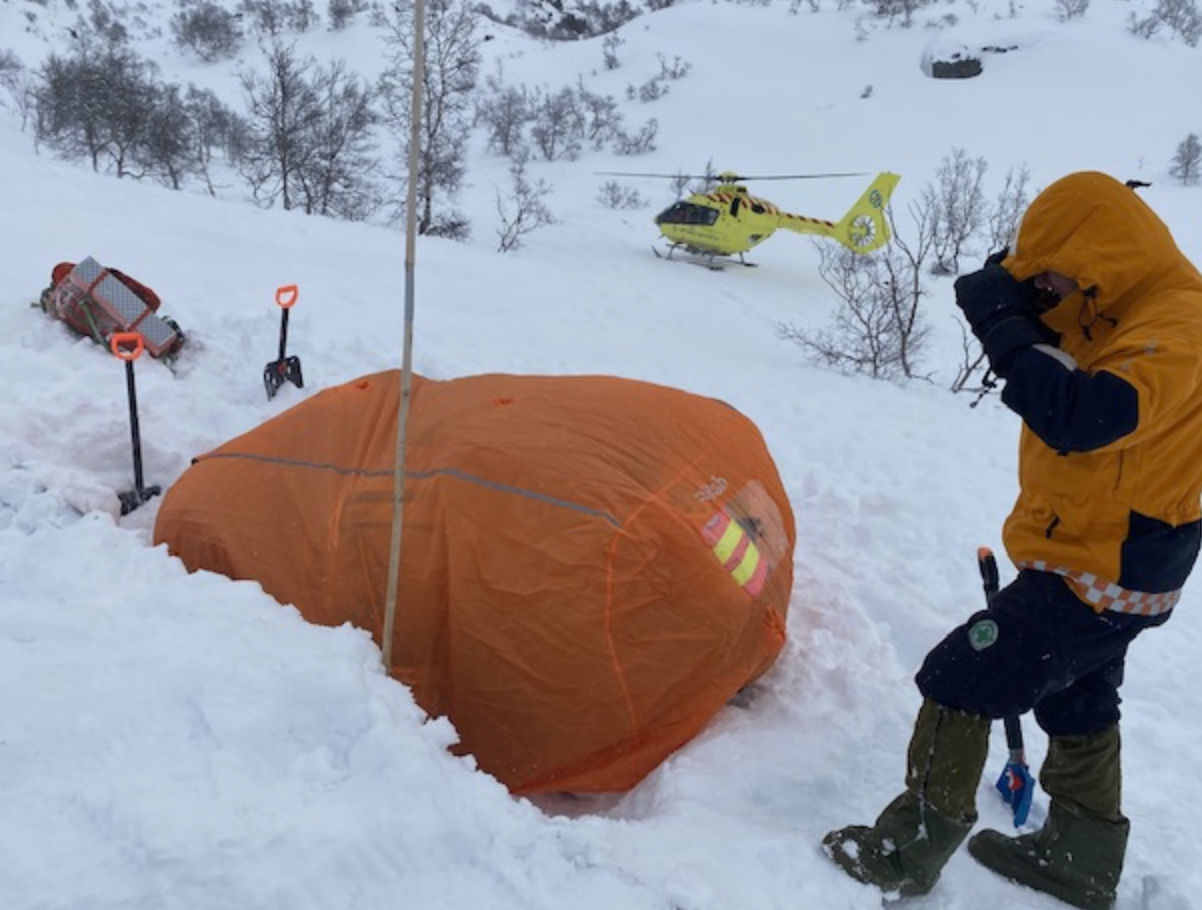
[
  {"left": 968, "top": 726, "right": 1128, "bottom": 910},
  {"left": 823, "top": 699, "right": 989, "bottom": 895}
]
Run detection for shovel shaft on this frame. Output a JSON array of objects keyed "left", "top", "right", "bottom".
[
  {"left": 978, "top": 549, "right": 1027, "bottom": 748},
  {"left": 980, "top": 554, "right": 1025, "bottom": 757},
  {"left": 278, "top": 307, "right": 290, "bottom": 361},
  {"left": 977, "top": 546, "right": 1000, "bottom": 602},
  {"left": 979, "top": 547, "right": 1032, "bottom": 825},
  {"left": 124, "top": 359, "right": 146, "bottom": 492},
  {"left": 1003, "top": 714, "right": 1025, "bottom": 760}
]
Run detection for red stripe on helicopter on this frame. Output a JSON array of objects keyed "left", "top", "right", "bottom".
[{"left": 780, "top": 213, "right": 836, "bottom": 227}]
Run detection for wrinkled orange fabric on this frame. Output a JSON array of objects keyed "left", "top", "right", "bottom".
[{"left": 154, "top": 371, "right": 795, "bottom": 793}]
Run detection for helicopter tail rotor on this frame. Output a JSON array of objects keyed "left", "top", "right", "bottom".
[{"left": 830, "top": 172, "right": 901, "bottom": 254}]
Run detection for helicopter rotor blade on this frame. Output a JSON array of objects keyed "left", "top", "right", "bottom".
[
  {"left": 595, "top": 171, "right": 698, "bottom": 179},
  {"left": 595, "top": 170, "right": 868, "bottom": 181},
  {"left": 734, "top": 172, "right": 868, "bottom": 180}
]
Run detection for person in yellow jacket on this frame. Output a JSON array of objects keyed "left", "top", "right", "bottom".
[{"left": 823, "top": 171, "right": 1202, "bottom": 910}]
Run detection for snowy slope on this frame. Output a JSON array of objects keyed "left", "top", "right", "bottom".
[{"left": 1, "top": 1, "right": 1200, "bottom": 909}]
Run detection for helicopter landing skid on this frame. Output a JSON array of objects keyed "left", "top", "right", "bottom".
[{"left": 653, "top": 244, "right": 757, "bottom": 271}]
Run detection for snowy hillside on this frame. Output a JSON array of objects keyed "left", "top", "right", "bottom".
[{"left": 1, "top": 1, "right": 1201, "bottom": 909}]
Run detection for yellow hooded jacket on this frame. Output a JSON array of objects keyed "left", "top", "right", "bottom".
[{"left": 1000, "top": 171, "right": 1202, "bottom": 609}]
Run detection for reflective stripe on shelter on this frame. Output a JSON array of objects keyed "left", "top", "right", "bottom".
[{"left": 702, "top": 511, "right": 768, "bottom": 597}]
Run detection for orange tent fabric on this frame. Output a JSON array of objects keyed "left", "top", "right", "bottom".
[{"left": 154, "top": 371, "right": 795, "bottom": 793}]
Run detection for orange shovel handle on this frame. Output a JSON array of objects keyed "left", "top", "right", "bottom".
[
  {"left": 275, "top": 285, "right": 299, "bottom": 309},
  {"left": 110, "top": 332, "right": 144, "bottom": 362}
]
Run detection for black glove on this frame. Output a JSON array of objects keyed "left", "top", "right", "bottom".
[
  {"left": 981, "top": 247, "right": 1062, "bottom": 311},
  {"left": 983, "top": 247, "right": 1009, "bottom": 268},
  {"left": 955, "top": 264, "right": 1049, "bottom": 376}
]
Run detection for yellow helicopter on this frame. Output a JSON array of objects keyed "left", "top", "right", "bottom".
[{"left": 605, "top": 169, "right": 901, "bottom": 268}]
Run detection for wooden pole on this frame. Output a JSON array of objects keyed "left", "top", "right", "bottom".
[{"left": 381, "top": 0, "right": 425, "bottom": 672}]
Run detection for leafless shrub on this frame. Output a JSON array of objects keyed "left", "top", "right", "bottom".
[
  {"left": 777, "top": 201, "right": 932, "bottom": 382},
  {"left": 378, "top": 0, "right": 478, "bottom": 236},
  {"left": 240, "top": 42, "right": 379, "bottom": 219},
  {"left": 328, "top": 0, "right": 368, "bottom": 29},
  {"left": 530, "top": 87, "right": 583, "bottom": 161},
  {"left": 630, "top": 75, "right": 668, "bottom": 102},
  {"left": 496, "top": 154, "right": 554, "bottom": 253},
  {"left": 950, "top": 319, "right": 992, "bottom": 395},
  {"left": 686, "top": 161, "right": 719, "bottom": 195},
  {"left": 576, "top": 78, "right": 624, "bottom": 150},
  {"left": 865, "top": 0, "right": 933, "bottom": 28},
  {"left": 1129, "top": 0, "right": 1201, "bottom": 45},
  {"left": 35, "top": 41, "right": 159, "bottom": 176},
  {"left": 171, "top": 1, "right": 243, "bottom": 61},
  {"left": 1127, "top": 11, "right": 1162, "bottom": 38},
  {"left": 597, "top": 180, "right": 645, "bottom": 209},
  {"left": 1171, "top": 133, "right": 1202, "bottom": 185},
  {"left": 478, "top": 80, "right": 533, "bottom": 158},
  {"left": 1158, "top": 0, "right": 1200, "bottom": 43},
  {"left": 927, "top": 147, "right": 988, "bottom": 275},
  {"left": 985, "top": 164, "right": 1032, "bottom": 254},
  {"left": 0, "top": 48, "right": 22, "bottom": 109},
  {"left": 778, "top": 244, "right": 928, "bottom": 380},
  {"left": 1053, "top": 0, "right": 1089, "bottom": 22},
  {"left": 602, "top": 33, "right": 623, "bottom": 70},
  {"left": 613, "top": 118, "right": 658, "bottom": 155},
  {"left": 657, "top": 52, "right": 691, "bottom": 79},
  {"left": 479, "top": 74, "right": 652, "bottom": 161},
  {"left": 237, "top": 0, "right": 320, "bottom": 36}
]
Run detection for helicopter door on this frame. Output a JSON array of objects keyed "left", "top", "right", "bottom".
[{"left": 730, "top": 198, "right": 741, "bottom": 217}]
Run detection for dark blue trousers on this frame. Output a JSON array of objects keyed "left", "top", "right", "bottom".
[{"left": 916, "top": 569, "right": 1170, "bottom": 736}]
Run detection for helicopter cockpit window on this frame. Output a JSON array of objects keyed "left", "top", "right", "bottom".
[{"left": 655, "top": 202, "right": 720, "bottom": 227}]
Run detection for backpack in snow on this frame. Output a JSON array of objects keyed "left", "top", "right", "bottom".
[{"left": 38, "top": 257, "right": 185, "bottom": 359}]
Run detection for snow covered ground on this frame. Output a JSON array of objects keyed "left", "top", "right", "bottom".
[{"left": 1, "top": 1, "right": 1200, "bottom": 908}]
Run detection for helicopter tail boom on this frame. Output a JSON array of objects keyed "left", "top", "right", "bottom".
[{"left": 778, "top": 172, "right": 901, "bottom": 254}]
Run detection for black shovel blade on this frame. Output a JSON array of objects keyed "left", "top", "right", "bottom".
[
  {"left": 119, "top": 484, "right": 162, "bottom": 516},
  {"left": 264, "top": 355, "right": 304, "bottom": 400}
]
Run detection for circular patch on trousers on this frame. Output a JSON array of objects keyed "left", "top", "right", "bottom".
[{"left": 968, "top": 618, "right": 999, "bottom": 651}]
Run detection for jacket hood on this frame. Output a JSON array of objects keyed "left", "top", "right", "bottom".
[{"left": 1003, "top": 171, "right": 1178, "bottom": 308}]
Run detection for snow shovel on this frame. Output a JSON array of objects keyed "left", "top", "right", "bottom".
[
  {"left": 977, "top": 546, "right": 1034, "bottom": 827},
  {"left": 111, "top": 332, "right": 161, "bottom": 516},
  {"left": 264, "top": 284, "right": 303, "bottom": 400}
]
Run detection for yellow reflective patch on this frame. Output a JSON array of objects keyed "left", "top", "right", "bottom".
[
  {"left": 731, "top": 543, "right": 761, "bottom": 586},
  {"left": 713, "top": 520, "right": 743, "bottom": 563}
]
